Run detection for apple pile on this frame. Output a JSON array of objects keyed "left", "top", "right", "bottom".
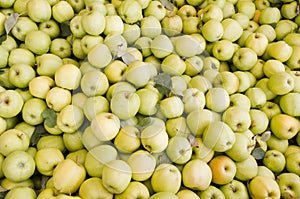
[{"left": 0, "top": 0, "right": 300, "bottom": 198}]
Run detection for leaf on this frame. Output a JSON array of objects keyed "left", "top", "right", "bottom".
[
  {"left": 188, "top": 134, "right": 199, "bottom": 147},
  {"left": 4, "top": 13, "right": 21, "bottom": 35},
  {"left": 60, "top": 21, "right": 71, "bottom": 37},
  {"left": 136, "top": 117, "right": 153, "bottom": 131},
  {"left": 0, "top": 186, "right": 8, "bottom": 199},
  {"left": 42, "top": 108, "right": 57, "bottom": 128},
  {"left": 260, "top": 131, "right": 271, "bottom": 142},
  {"left": 252, "top": 147, "right": 266, "bottom": 160},
  {"left": 30, "top": 125, "right": 50, "bottom": 146},
  {"left": 153, "top": 73, "right": 172, "bottom": 97},
  {"left": 0, "top": 35, "right": 7, "bottom": 45}
]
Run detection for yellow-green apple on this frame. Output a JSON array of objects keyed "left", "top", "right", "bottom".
[
  {"left": 56, "top": 105, "right": 84, "bottom": 133},
  {"left": 39, "top": 19, "right": 60, "bottom": 39},
  {"left": 2, "top": 150, "right": 35, "bottom": 182},
  {"left": 0, "top": 129, "right": 29, "bottom": 156},
  {"left": 134, "top": 36, "right": 153, "bottom": 57},
  {"left": 166, "top": 136, "right": 192, "bottom": 164},
  {"left": 229, "top": 93, "right": 251, "bottom": 111},
  {"left": 275, "top": 20, "right": 298, "bottom": 41},
  {"left": 259, "top": 6, "right": 281, "bottom": 24},
  {"left": 140, "top": 16, "right": 162, "bottom": 39},
  {"left": 232, "top": 13, "right": 249, "bottom": 29},
  {"left": 49, "top": 38, "right": 72, "bottom": 58},
  {"left": 150, "top": 34, "right": 173, "bottom": 59},
  {"left": 280, "top": 92, "right": 300, "bottom": 116},
  {"left": 4, "top": 187, "right": 37, "bottom": 199},
  {"left": 200, "top": 4, "right": 223, "bottom": 22},
  {"left": 235, "top": 155, "right": 258, "bottom": 181},
  {"left": 0, "top": 90, "right": 24, "bottom": 118},
  {"left": 36, "top": 135, "right": 65, "bottom": 152},
  {"left": 52, "top": 1, "right": 74, "bottom": 23},
  {"left": 266, "top": 134, "right": 288, "bottom": 154},
  {"left": 249, "top": 109, "right": 269, "bottom": 135},
  {"left": 1, "top": 35, "right": 17, "bottom": 53},
  {"left": 198, "top": 185, "right": 225, "bottom": 199},
  {"left": 263, "top": 149, "right": 286, "bottom": 173},
  {"left": 245, "top": 87, "right": 267, "bottom": 108},
  {"left": 151, "top": 163, "right": 181, "bottom": 193},
  {"left": 212, "top": 71, "right": 239, "bottom": 94},
  {"left": 232, "top": 47, "right": 258, "bottom": 71},
  {"left": 263, "top": 59, "right": 285, "bottom": 77},
  {"left": 268, "top": 41, "right": 293, "bottom": 62},
  {"left": 91, "top": 112, "right": 120, "bottom": 141},
  {"left": 233, "top": 71, "right": 253, "bottom": 93},
  {"left": 182, "top": 16, "right": 201, "bottom": 34},
  {"left": 286, "top": 46, "right": 300, "bottom": 70},
  {"left": 84, "top": 144, "right": 118, "bottom": 177},
  {"left": 72, "top": 38, "right": 86, "bottom": 59},
  {"left": 171, "top": 75, "right": 188, "bottom": 96},
  {"left": 27, "top": 0, "right": 52, "bottom": 22},
  {"left": 0, "top": 178, "right": 34, "bottom": 190},
  {"left": 161, "top": 14, "right": 183, "bottom": 37},
  {"left": 270, "top": 113, "right": 299, "bottom": 140},
  {"left": 220, "top": 180, "right": 249, "bottom": 199},
  {"left": 22, "top": 98, "right": 47, "bottom": 125},
  {"left": 80, "top": 35, "right": 104, "bottom": 55},
  {"left": 288, "top": 71, "right": 300, "bottom": 93},
  {"left": 255, "top": 78, "right": 277, "bottom": 100},
  {"left": 174, "top": 34, "right": 206, "bottom": 57},
  {"left": 127, "top": 150, "right": 156, "bottom": 181},
  {"left": 268, "top": 72, "right": 294, "bottom": 95},
  {"left": 209, "top": 155, "right": 236, "bottom": 185},
  {"left": 115, "top": 181, "right": 150, "bottom": 199},
  {"left": 118, "top": 0, "right": 143, "bottom": 24},
  {"left": 188, "top": 75, "right": 212, "bottom": 93},
  {"left": 106, "top": 81, "right": 136, "bottom": 101},
  {"left": 103, "top": 33, "right": 127, "bottom": 57},
  {"left": 79, "top": 177, "right": 113, "bottom": 199},
  {"left": 29, "top": 76, "right": 54, "bottom": 99},
  {"left": 11, "top": 17, "right": 38, "bottom": 42},
  {"left": 8, "top": 63, "right": 35, "bottom": 89},
  {"left": 165, "top": 116, "right": 190, "bottom": 138},
  {"left": 143, "top": 0, "right": 166, "bottom": 20},
  {"left": 102, "top": 159, "right": 132, "bottom": 194},
  {"left": 182, "top": 88, "right": 205, "bottom": 113},
  {"left": 66, "top": 149, "right": 87, "bottom": 165},
  {"left": 136, "top": 88, "right": 160, "bottom": 116},
  {"left": 114, "top": 125, "right": 140, "bottom": 153},
  {"left": 122, "top": 24, "right": 141, "bottom": 45},
  {"left": 35, "top": 147, "right": 64, "bottom": 176},
  {"left": 87, "top": 43, "right": 112, "bottom": 68},
  {"left": 184, "top": 55, "right": 203, "bottom": 77},
  {"left": 221, "top": 18, "right": 243, "bottom": 42},
  {"left": 81, "top": 10, "right": 105, "bottom": 36},
  {"left": 110, "top": 91, "right": 140, "bottom": 120},
  {"left": 159, "top": 96, "right": 184, "bottom": 119},
  {"left": 67, "top": 0, "right": 85, "bottom": 13},
  {"left": 285, "top": 145, "right": 300, "bottom": 157},
  {"left": 177, "top": 4, "right": 196, "bottom": 19},
  {"left": 62, "top": 131, "right": 84, "bottom": 151},
  {"left": 104, "top": 60, "right": 127, "bottom": 83},
  {"left": 176, "top": 189, "right": 200, "bottom": 199},
  {"left": 24, "top": 30, "right": 51, "bottom": 55},
  {"left": 201, "top": 19, "right": 224, "bottom": 42},
  {"left": 36, "top": 53, "right": 63, "bottom": 77},
  {"left": 225, "top": 133, "right": 254, "bottom": 162},
  {"left": 285, "top": 152, "right": 300, "bottom": 176},
  {"left": 191, "top": 137, "right": 215, "bottom": 163},
  {"left": 46, "top": 87, "right": 71, "bottom": 112},
  {"left": 182, "top": 159, "right": 212, "bottom": 191},
  {"left": 83, "top": 96, "right": 109, "bottom": 121},
  {"left": 212, "top": 40, "right": 235, "bottom": 61},
  {"left": 54, "top": 64, "right": 81, "bottom": 90},
  {"left": 255, "top": 24, "right": 276, "bottom": 42},
  {"left": 257, "top": 165, "right": 275, "bottom": 179},
  {"left": 249, "top": 176, "right": 280, "bottom": 199},
  {"left": 244, "top": 32, "right": 268, "bottom": 56},
  {"left": 205, "top": 87, "right": 230, "bottom": 113},
  {"left": 69, "top": 15, "right": 86, "bottom": 38},
  {"left": 80, "top": 70, "right": 109, "bottom": 97},
  {"left": 150, "top": 192, "right": 179, "bottom": 199},
  {"left": 276, "top": 172, "right": 300, "bottom": 199},
  {"left": 124, "top": 61, "right": 152, "bottom": 88},
  {"left": 52, "top": 159, "right": 86, "bottom": 194}
]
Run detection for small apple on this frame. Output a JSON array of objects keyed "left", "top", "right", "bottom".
[
  {"left": 182, "top": 88, "right": 205, "bottom": 113},
  {"left": 83, "top": 96, "right": 109, "bottom": 121},
  {"left": 285, "top": 152, "right": 300, "bottom": 176},
  {"left": 56, "top": 105, "right": 84, "bottom": 133},
  {"left": 221, "top": 18, "right": 243, "bottom": 42},
  {"left": 279, "top": 92, "right": 300, "bottom": 117},
  {"left": 235, "top": 155, "right": 258, "bottom": 181},
  {"left": 27, "top": 0, "right": 52, "bottom": 22},
  {"left": 149, "top": 192, "right": 179, "bottom": 199},
  {"left": 79, "top": 177, "right": 113, "bottom": 199},
  {"left": 161, "top": 14, "right": 183, "bottom": 37},
  {"left": 257, "top": 165, "right": 275, "bottom": 179},
  {"left": 36, "top": 135, "right": 65, "bottom": 152},
  {"left": 232, "top": 47, "right": 258, "bottom": 71},
  {"left": 49, "top": 38, "right": 72, "bottom": 58},
  {"left": 268, "top": 41, "right": 293, "bottom": 62},
  {"left": 201, "top": 19, "right": 224, "bottom": 42},
  {"left": 150, "top": 34, "right": 173, "bottom": 59},
  {"left": 220, "top": 180, "right": 249, "bottom": 199},
  {"left": 0, "top": 89, "right": 24, "bottom": 119},
  {"left": 81, "top": 10, "right": 106, "bottom": 36},
  {"left": 212, "top": 39, "right": 235, "bottom": 61},
  {"left": 176, "top": 189, "right": 200, "bottom": 199},
  {"left": 0, "top": 129, "right": 30, "bottom": 156},
  {"left": 249, "top": 109, "right": 269, "bottom": 135},
  {"left": 267, "top": 72, "right": 294, "bottom": 96},
  {"left": 205, "top": 87, "right": 230, "bottom": 113},
  {"left": 25, "top": 30, "right": 51, "bottom": 55},
  {"left": 188, "top": 75, "right": 212, "bottom": 93},
  {"left": 46, "top": 87, "right": 72, "bottom": 112},
  {"left": 276, "top": 172, "right": 300, "bottom": 199},
  {"left": 263, "top": 149, "right": 286, "bottom": 174},
  {"left": 140, "top": 15, "right": 162, "bottom": 39},
  {"left": 39, "top": 19, "right": 61, "bottom": 39},
  {"left": 4, "top": 187, "right": 37, "bottom": 199},
  {"left": 245, "top": 87, "right": 267, "bottom": 109},
  {"left": 198, "top": 185, "right": 226, "bottom": 199},
  {"left": 209, "top": 155, "right": 236, "bottom": 185},
  {"left": 36, "top": 53, "right": 63, "bottom": 77},
  {"left": 270, "top": 113, "right": 299, "bottom": 140},
  {"left": 52, "top": 1, "right": 74, "bottom": 23},
  {"left": 114, "top": 125, "right": 141, "bottom": 153},
  {"left": 66, "top": 149, "right": 87, "bottom": 165},
  {"left": 22, "top": 98, "right": 47, "bottom": 126},
  {"left": 212, "top": 71, "right": 239, "bottom": 95},
  {"left": 118, "top": 0, "right": 143, "bottom": 24},
  {"left": 159, "top": 96, "right": 184, "bottom": 119},
  {"left": 136, "top": 88, "right": 160, "bottom": 116},
  {"left": 175, "top": 34, "right": 206, "bottom": 58},
  {"left": 166, "top": 136, "right": 192, "bottom": 164},
  {"left": 249, "top": 176, "right": 281, "bottom": 199}
]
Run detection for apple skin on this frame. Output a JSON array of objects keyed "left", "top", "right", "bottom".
[
  {"left": 79, "top": 177, "right": 113, "bottom": 199},
  {"left": 22, "top": 98, "right": 47, "bottom": 126},
  {"left": 220, "top": 179, "right": 249, "bottom": 199},
  {"left": 198, "top": 185, "right": 225, "bottom": 199},
  {"left": 279, "top": 92, "right": 300, "bottom": 117},
  {"left": 285, "top": 152, "right": 300, "bottom": 176},
  {"left": 4, "top": 187, "right": 37, "bottom": 199},
  {"left": 0, "top": 90, "right": 24, "bottom": 119},
  {"left": 27, "top": 0, "right": 52, "bottom": 22},
  {"left": 25, "top": 30, "right": 51, "bottom": 55},
  {"left": 222, "top": 106, "right": 251, "bottom": 132},
  {"left": 166, "top": 136, "right": 192, "bottom": 165},
  {"left": 225, "top": 133, "right": 253, "bottom": 162},
  {"left": 235, "top": 155, "right": 258, "bottom": 181},
  {"left": 276, "top": 172, "right": 300, "bottom": 199},
  {"left": 249, "top": 176, "right": 281, "bottom": 199},
  {"left": 270, "top": 113, "right": 299, "bottom": 140}
]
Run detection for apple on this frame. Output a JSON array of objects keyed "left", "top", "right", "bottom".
[
  {"left": 182, "top": 159, "right": 212, "bottom": 191},
  {"left": 150, "top": 34, "right": 173, "bottom": 59},
  {"left": 159, "top": 96, "right": 184, "bottom": 119},
  {"left": 150, "top": 163, "right": 181, "bottom": 193},
  {"left": 118, "top": 0, "right": 143, "bottom": 24},
  {"left": 212, "top": 39, "right": 235, "bottom": 61},
  {"left": 245, "top": 87, "right": 267, "bottom": 108},
  {"left": 209, "top": 155, "right": 236, "bottom": 185},
  {"left": 54, "top": 64, "right": 81, "bottom": 91},
  {"left": 229, "top": 93, "right": 251, "bottom": 111},
  {"left": 184, "top": 56, "right": 203, "bottom": 77},
  {"left": 27, "top": 0, "right": 52, "bottom": 22},
  {"left": 285, "top": 152, "right": 300, "bottom": 176},
  {"left": 56, "top": 104, "right": 84, "bottom": 133},
  {"left": 124, "top": 61, "right": 153, "bottom": 88},
  {"left": 46, "top": 87, "right": 72, "bottom": 112},
  {"left": 161, "top": 14, "right": 183, "bottom": 37},
  {"left": 205, "top": 87, "right": 230, "bottom": 113},
  {"left": 127, "top": 150, "right": 156, "bottom": 181},
  {"left": 39, "top": 19, "right": 60, "bottom": 39},
  {"left": 268, "top": 41, "right": 293, "bottom": 62},
  {"left": 36, "top": 53, "right": 63, "bottom": 77},
  {"left": 182, "top": 16, "right": 201, "bottom": 34},
  {"left": 4, "top": 187, "right": 37, "bottom": 199},
  {"left": 276, "top": 172, "right": 300, "bottom": 199},
  {"left": 8, "top": 63, "right": 35, "bottom": 89},
  {"left": 122, "top": 23, "right": 141, "bottom": 45},
  {"left": 280, "top": 92, "right": 300, "bottom": 117},
  {"left": 232, "top": 47, "right": 258, "bottom": 71},
  {"left": 257, "top": 165, "right": 275, "bottom": 179},
  {"left": 176, "top": 189, "right": 200, "bottom": 199},
  {"left": 28, "top": 76, "right": 54, "bottom": 100},
  {"left": 36, "top": 135, "right": 65, "bottom": 152},
  {"left": 255, "top": 24, "right": 276, "bottom": 43},
  {"left": 267, "top": 72, "right": 294, "bottom": 96},
  {"left": 136, "top": 88, "right": 160, "bottom": 116},
  {"left": 140, "top": 15, "right": 162, "bottom": 39},
  {"left": 249, "top": 176, "right": 281, "bottom": 199},
  {"left": 143, "top": 0, "right": 166, "bottom": 20},
  {"left": 66, "top": 149, "right": 87, "bottom": 165},
  {"left": 102, "top": 159, "right": 132, "bottom": 194},
  {"left": 80, "top": 35, "right": 104, "bottom": 55},
  {"left": 52, "top": 1, "right": 74, "bottom": 23},
  {"left": 220, "top": 180, "right": 249, "bottom": 199},
  {"left": 81, "top": 70, "right": 109, "bottom": 97},
  {"left": 113, "top": 125, "right": 140, "bottom": 153},
  {"left": 255, "top": 78, "right": 277, "bottom": 101},
  {"left": 0, "top": 178, "right": 34, "bottom": 190},
  {"left": 83, "top": 96, "right": 109, "bottom": 121},
  {"left": 24, "top": 30, "right": 51, "bottom": 55},
  {"left": 166, "top": 136, "right": 192, "bottom": 164},
  {"left": 69, "top": 15, "right": 86, "bottom": 38},
  {"left": 81, "top": 10, "right": 105, "bottom": 36},
  {"left": 232, "top": 13, "right": 249, "bottom": 29},
  {"left": 198, "top": 185, "right": 226, "bottom": 199},
  {"left": 52, "top": 159, "right": 86, "bottom": 194},
  {"left": 165, "top": 116, "right": 190, "bottom": 138},
  {"left": 79, "top": 177, "right": 113, "bottom": 199},
  {"left": 188, "top": 75, "right": 212, "bottom": 93},
  {"left": 260, "top": 101, "right": 281, "bottom": 120},
  {"left": 182, "top": 88, "right": 205, "bottom": 113},
  {"left": 35, "top": 147, "right": 64, "bottom": 176},
  {"left": 84, "top": 144, "right": 118, "bottom": 177},
  {"left": 263, "top": 149, "right": 286, "bottom": 174},
  {"left": 2, "top": 150, "right": 35, "bottom": 182},
  {"left": 22, "top": 97, "right": 47, "bottom": 126},
  {"left": 106, "top": 81, "right": 136, "bottom": 101},
  {"left": 275, "top": 20, "right": 298, "bottom": 41},
  {"left": 212, "top": 71, "right": 239, "bottom": 95},
  {"left": 235, "top": 155, "right": 258, "bottom": 181},
  {"left": 11, "top": 17, "right": 38, "bottom": 42},
  {"left": 286, "top": 46, "right": 300, "bottom": 70},
  {"left": 249, "top": 109, "right": 269, "bottom": 135},
  {"left": 201, "top": 19, "right": 224, "bottom": 42},
  {"left": 221, "top": 18, "right": 243, "bottom": 42},
  {"left": 49, "top": 38, "right": 72, "bottom": 59},
  {"left": 270, "top": 113, "right": 299, "bottom": 140},
  {"left": 0, "top": 90, "right": 24, "bottom": 119},
  {"left": 175, "top": 34, "right": 206, "bottom": 58},
  {"left": 150, "top": 192, "right": 179, "bottom": 199}
]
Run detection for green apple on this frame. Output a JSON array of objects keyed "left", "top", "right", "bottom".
[
  {"left": 182, "top": 16, "right": 201, "bottom": 34},
  {"left": 0, "top": 90, "right": 24, "bottom": 118},
  {"left": 36, "top": 53, "right": 63, "bottom": 77},
  {"left": 150, "top": 192, "right": 179, "bottom": 199},
  {"left": 165, "top": 116, "right": 190, "bottom": 138},
  {"left": 122, "top": 23, "right": 141, "bottom": 45},
  {"left": 56, "top": 105, "right": 84, "bottom": 133},
  {"left": 263, "top": 149, "right": 286, "bottom": 174},
  {"left": 25, "top": 30, "right": 51, "bottom": 55},
  {"left": 232, "top": 47, "right": 258, "bottom": 71},
  {"left": 27, "top": 0, "right": 52, "bottom": 22},
  {"left": 106, "top": 81, "right": 136, "bottom": 101},
  {"left": 259, "top": 6, "right": 281, "bottom": 24},
  {"left": 249, "top": 176, "right": 280, "bottom": 199},
  {"left": 84, "top": 144, "right": 118, "bottom": 177},
  {"left": 35, "top": 147, "right": 64, "bottom": 176},
  {"left": 267, "top": 72, "right": 294, "bottom": 95},
  {"left": 212, "top": 71, "right": 239, "bottom": 95},
  {"left": 212, "top": 39, "right": 235, "bottom": 61},
  {"left": 39, "top": 19, "right": 60, "bottom": 39},
  {"left": 209, "top": 155, "right": 236, "bottom": 185},
  {"left": 182, "top": 159, "right": 212, "bottom": 191},
  {"left": 233, "top": 71, "right": 253, "bottom": 93},
  {"left": 286, "top": 45, "right": 300, "bottom": 70},
  {"left": 198, "top": 185, "right": 225, "bottom": 199},
  {"left": 4, "top": 187, "right": 37, "bottom": 199},
  {"left": 245, "top": 32, "right": 269, "bottom": 56},
  {"left": 53, "top": 159, "right": 86, "bottom": 194},
  {"left": 279, "top": 92, "right": 300, "bottom": 116},
  {"left": 136, "top": 88, "right": 160, "bottom": 116},
  {"left": 72, "top": 38, "right": 87, "bottom": 60},
  {"left": 143, "top": 0, "right": 166, "bottom": 20},
  {"left": 175, "top": 34, "right": 206, "bottom": 58},
  {"left": 205, "top": 87, "right": 230, "bottom": 113},
  {"left": 201, "top": 19, "right": 224, "bottom": 42},
  {"left": 150, "top": 34, "right": 173, "bottom": 59},
  {"left": 104, "top": 60, "right": 127, "bottom": 83},
  {"left": 151, "top": 163, "right": 181, "bottom": 193},
  {"left": 91, "top": 112, "right": 120, "bottom": 141},
  {"left": 200, "top": 4, "right": 223, "bottom": 22},
  {"left": 285, "top": 152, "right": 300, "bottom": 176},
  {"left": 66, "top": 149, "right": 87, "bottom": 165},
  {"left": 11, "top": 17, "right": 38, "bottom": 42},
  {"left": 276, "top": 172, "right": 300, "bottom": 199},
  {"left": 110, "top": 91, "right": 140, "bottom": 120},
  {"left": 270, "top": 113, "right": 299, "bottom": 140},
  {"left": 28, "top": 75, "right": 55, "bottom": 99},
  {"left": 36, "top": 135, "right": 65, "bottom": 152},
  {"left": 257, "top": 165, "right": 275, "bottom": 179},
  {"left": 46, "top": 87, "right": 72, "bottom": 112},
  {"left": 182, "top": 88, "right": 205, "bottom": 113},
  {"left": 127, "top": 150, "right": 156, "bottom": 181},
  {"left": 67, "top": 0, "right": 85, "bottom": 13},
  {"left": 104, "top": 15, "right": 124, "bottom": 35},
  {"left": 262, "top": 59, "right": 285, "bottom": 78},
  {"left": 159, "top": 96, "right": 184, "bottom": 119},
  {"left": 104, "top": 33, "right": 127, "bottom": 57},
  {"left": 114, "top": 125, "right": 140, "bottom": 153},
  {"left": 221, "top": 18, "right": 243, "bottom": 42},
  {"left": 249, "top": 109, "right": 269, "bottom": 135},
  {"left": 22, "top": 97, "right": 47, "bottom": 126},
  {"left": 80, "top": 70, "right": 109, "bottom": 97},
  {"left": 118, "top": 0, "right": 143, "bottom": 24},
  {"left": 115, "top": 181, "right": 150, "bottom": 199},
  {"left": 166, "top": 136, "right": 192, "bottom": 164},
  {"left": 87, "top": 43, "right": 112, "bottom": 68},
  {"left": 176, "top": 189, "right": 200, "bottom": 199},
  {"left": 245, "top": 87, "right": 267, "bottom": 108},
  {"left": 69, "top": 15, "right": 86, "bottom": 38},
  {"left": 235, "top": 155, "right": 258, "bottom": 181},
  {"left": 79, "top": 177, "right": 113, "bottom": 199},
  {"left": 80, "top": 35, "right": 104, "bottom": 55},
  {"left": 2, "top": 150, "right": 35, "bottom": 182},
  {"left": 285, "top": 145, "right": 300, "bottom": 157},
  {"left": 54, "top": 64, "right": 81, "bottom": 90},
  {"left": 255, "top": 24, "right": 276, "bottom": 42},
  {"left": 229, "top": 93, "right": 251, "bottom": 111},
  {"left": 8, "top": 63, "right": 35, "bottom": 89},
  {"left": 0, "top": 129, "right": 30, "bottom": 156},
  {"left": 268, "top": 41, "right": 293, "bottom": 62},
  {"left": 81, "top": 10, "right": 105, "bottom": 36},
  {"left": 275, "top": 20, "right": 298, "bottom": 41},
  {"left": 102, "top": 159, "right": 132, "bottom": 194},
  {"left": 50, "top": 38, "right": 72, "bottom": 58},
  {"left": 184, "top": 55, "right": 203, "bottom": 77},
  {"left": 0, "top": 178, "right": 34, "bottom": 190},
  {"left": 83, "top": 96, "right": 109, "bottom": 121},
  {"left": 232, "top": 13, "right": 249, "bottom": 29},
  {"left": 220, "top": 180, "right": 249, "bottom": 199},
  {"left": 188, "top": 75, "right": 212, "bottom": 93},
  {"left": 161, "top": 14, "right": 183, "bottom": 37},
  {"left": 52, "top": 1, "right": 74, "bottom": 23},
  {"left": 140, "top": 15, "right": 162, "bottom": 39},
  {"left": 124, "top": 61, "right": 153, "bottom": 88},
  {"left": 259, "top": 101, "right": 281, "bottom": 120}
]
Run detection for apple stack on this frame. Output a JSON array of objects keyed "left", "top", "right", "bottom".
[{"left": 0, "top": 0, "right": 300, "bottom": 198}]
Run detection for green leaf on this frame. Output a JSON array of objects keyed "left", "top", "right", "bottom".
[
  {"left": 153, "top": 73, "right": 172, "bottom": 97},
  {"left": 60, "top": 21, "right": 72, "bottom": 37},
  {"left": 42, "top": 108, "right": 57, "bottom": 128},
  {"left": 136, "top": 117, "right": 154, "bottom": 131},
  {"left": 252, "top": 147, "right": 266, "bottom": 160},
  {"left": 0, "top": 35, "right": 7, "bottom": 45},
  {"left": 4, "top": 13, "right": 21, "bottom": 35},
  {"left": 30, "top": 125, "right": 50, "bottom": 146},
  {"left": 0, "top": 186, "right": 8, "bottom": 199},
  {"left": 260, "top": 131, "right": 271, "bottom": 142}
]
